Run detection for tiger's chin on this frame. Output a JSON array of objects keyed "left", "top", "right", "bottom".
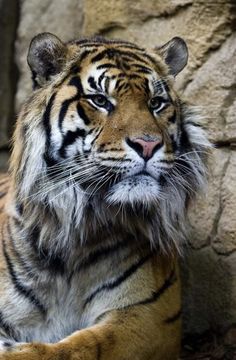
[{"left": 106, "top": 174, "right": 161, "bottom": 206}]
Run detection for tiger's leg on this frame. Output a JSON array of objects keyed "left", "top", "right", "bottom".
[
  {"left": 0, "top": 268, "right": 181, "bottom": 360},
  {"left": 0, "top": 307, "right": 181, "bottom": 360}
]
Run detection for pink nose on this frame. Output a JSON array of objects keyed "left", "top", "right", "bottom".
[{"left": 127, "top": 136, "right": 163, "bottom": 159}]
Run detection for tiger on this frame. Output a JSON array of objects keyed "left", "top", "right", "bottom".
[{"left": 0, "top": 33, "right": 210, "bottom": 360}]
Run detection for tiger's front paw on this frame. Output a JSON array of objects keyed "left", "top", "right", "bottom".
[{"left": 0, "top": 341, "right": 54, "bottom": 360}]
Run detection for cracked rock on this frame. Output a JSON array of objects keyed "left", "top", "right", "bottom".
[
  {"left": 213, "top": 152, "right": 236, "bottom": 255},
  {"left": 187, "top": 148, "right": 230, "bottom": 249}
]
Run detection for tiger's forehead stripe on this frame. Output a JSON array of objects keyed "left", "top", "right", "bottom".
[
  {"left": 73, "top": 48, "right": 167, "bottom": 99},
  {"left": 90, "top": 48, "right": 154, "bottom": 66},
  {"left": 70, "top": 38, "right": 146, "bottom": 51}
]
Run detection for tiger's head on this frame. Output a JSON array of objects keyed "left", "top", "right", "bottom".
[{"left": 11, "top": 33, "right": 210, "bottom": 250}]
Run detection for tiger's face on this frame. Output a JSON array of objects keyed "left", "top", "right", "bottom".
[{"left": 16, "top": 34, "right": 209, "bottom": 214}]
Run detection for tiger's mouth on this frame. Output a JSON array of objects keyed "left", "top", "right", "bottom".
[
  {"left": 79, "top": 164, "right": 164, "bottom": 194},
  {"left": 133, "top": 169, "right": 160, "bottom": 178}
]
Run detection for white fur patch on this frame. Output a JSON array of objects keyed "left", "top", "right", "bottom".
[
  {"left": 106, "top": 174, "right": 161, "bottom": 206},
  {"left": 0, "top": 340, "right": 16, "bottom": 351}
]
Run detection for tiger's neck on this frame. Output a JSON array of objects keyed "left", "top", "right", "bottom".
[{"left": 5, "top": 180, "right": 153, "bottom": 272}]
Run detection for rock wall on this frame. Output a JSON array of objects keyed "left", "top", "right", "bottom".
[
  {"left": 0, "top": 0, "right": 19, "bottom": 170},
  {"left": 0, "top": 0, "right": 235, "bottom": 344}
]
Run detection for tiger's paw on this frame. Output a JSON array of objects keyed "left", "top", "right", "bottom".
[
  {"left": 0, "top": 341, "right": 54, "bottom": 360},
  {"left": 0, "top": 341, "right": 17, "bottom": 352}
]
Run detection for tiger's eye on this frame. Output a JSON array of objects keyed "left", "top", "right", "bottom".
[
  {"left": 92, "top": 94, "right": 108, "bottom": 107},
  {"left": 150, "top": 97, "right": 161, "bottom": 109}
]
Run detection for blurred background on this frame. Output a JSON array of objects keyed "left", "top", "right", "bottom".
[{"left": 0, "top": 0, "right": 235, "bottom": 357}]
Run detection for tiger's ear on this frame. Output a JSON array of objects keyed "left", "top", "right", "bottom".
[
  {"left": 156, "top": 37, "right": 188, "bottom": 77},
  {"left": 27, "top": 32, "right": 67, "bottom": 87}
]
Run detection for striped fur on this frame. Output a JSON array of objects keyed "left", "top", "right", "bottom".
[{"left": 0, "top": 34, "right": 210, "bottom": 360}]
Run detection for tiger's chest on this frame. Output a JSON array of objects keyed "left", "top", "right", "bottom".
[
  {"left": 19, "top": 275, "right": 82, "bottom": 343},
  {"left": 18, "top": 243, "right": 137, "bottom": 343}
]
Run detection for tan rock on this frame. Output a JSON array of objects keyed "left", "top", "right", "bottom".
[
  {"left": 0, "top": 151, "right": 10, "bottom": 172},
  {"left": 224, "top": 326, "right": 236, "bottom": 346},
  {"left": 84, "top": 0, "right": 192, "bottom": 35},
  {"left": 183, "top": 33, "right": 236, "bottom": 143},
  {"left": 213, "top": 151, "right": 236, "bottom": 255},
  {"left": 181, "top": 247, "right": 236, "bottom": 335},
  {"left": 187, "top": 148, "right": 230, "bottom": 249}
]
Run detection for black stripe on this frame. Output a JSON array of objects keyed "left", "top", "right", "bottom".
[
  {"left": 43, "top": 93, "right": 56, "bottom": 166},
  {"left": 98, "top": 156, "right": 131, "bottom": 162},
  {"left": 132, "top": 83, "right": 143, "bottom": 92},
  {"left": 0, "top": 178, "right": 8, "bottom": 187},
  {"left": 131, "top": 269, "right": 177, "bottom": 307},
  {"left": 58, "top": 96, "right": 78, "bottom": 130},
  {"left": 76, "top": 238, "right": 130, "bottom": 272},
  {"left": 72, "top": 38, "right": 144, "bottom": 50},
  {"left": 170, "top": 135, "right": 178, "bottom": 153},
  {"left": 91, "top": 49, "right": 150, "bottom": 65},
  {"left": 69, "top": 76, "right": 84, "bottom": 94},
  {"left": 97, "top": 63, "right": 117, "bottom": 70},
  {"left": 132, "top": 64, "right": 153, "bottom": 74},
  {"left": 39, "top": 248, "right": 65, "bottom": 275},
  {"left": 15, "top": 203, "right": 23, "bottom": 215},
  {"left": 158, "top": 174, "right": 167, "bottom": 187},
  {"left": 128, "top": 74, "right": 143, "bottom": 80},
  {"left": 142, "top": 78, "right": 150, "bottom": 94},
  {"left": 114, "top": 78, "right": 123, "bottom": 90},
  {"left": 7, "top": 221, "right": 37, "bottom": 279},
  {"left": 168, "top": 111, "right": 176, "bottom": 123},
  {"left": 0, "top": 310, "right": 17, "bottom": 340},
  {"left": 2, "top": 238, "right": 46, "bottom": 315},
  {"left": 88, "top": 76, "right": 98, "bottom": 90},
  {"left": 179, "top": 126, "right": 191, "bottom": 150},
  {"left": 185, "top": 121, "right": 202, "bottom": 128},
  {"left": 59, "top": 128, "right": 86, "bottom": 158},
  {"left": 58, "top": 76, "right": 84, "bottom": 131},
  {"left": 0, "top": 191, "right": 7, "bottom": 199},
  {"left": 77, "top": 103, "right": 90, "bottom": 125},
  {"left": 43, "top": 93, "right": 56, "bottom": 147},
  {"left": 116, "top": 82, "right": 127, "bottom": 93},
  {"left": 159, "top": 159, "right": 174, "bottom": 164},
  {"left": 91, "top": 49, "right": 115, "bottom": 63},
  {"left": 89, "top": 127, "right": 104, "bottom": 147},
  {"left": 113, "top": 43, "right": 145, "bottom": 51},
  {"left": 83, "top": 254, "right": 151, "bottom": 308},
  {"left": 87, "top": 330, "right": 102, "bottom": 360},
  {"left": 79, "top": 49, "right": 98, "bottom": 63},
  {"left": 70, "top": 65, "right": 80, "bottom": 74},
  {"left": 98, "top": 71, "right": 106, "bottom": 88},
  {"left": 119, "top": 51, "right": 148, "bottom": 64},
  {"left": 97, "top": 147, "right": 123, "bottom": 153},
  {"left": 117, "top": 50, "right": 150, "bottom": 64},
  {"left": 27, "top": 226, "right": 65, "bottom": 275},
  {"left": 165, "top": 309, "right": 182, "bottom": 323}
]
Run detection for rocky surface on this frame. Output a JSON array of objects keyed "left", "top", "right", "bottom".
[{"left": 0, "top": 0, "right": 235, "bottom": 348}]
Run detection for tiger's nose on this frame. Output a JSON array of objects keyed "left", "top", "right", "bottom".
[{"left": 126, "top": 136, "right": 163, "bottom": 160}]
